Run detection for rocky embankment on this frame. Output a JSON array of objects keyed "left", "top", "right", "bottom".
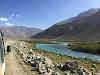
[{"left": 13, "top": 41, "right": 96, "bottom": 75}]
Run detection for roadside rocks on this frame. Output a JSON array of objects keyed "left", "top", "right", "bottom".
[
  {"left": 61, "top": 61, "right": 95, "bottom": 75},
  {"left": 14, "top": 42, "right": 59, "bottom": 75},
  {"left": 62, "top": 61, "right": 78, "bottom": 72},
  {"left": 14, "top": 41, "right": 96, "bottom": 75},
  {"left": 92, "top": 64, "right": 96, "bottom": 69}
]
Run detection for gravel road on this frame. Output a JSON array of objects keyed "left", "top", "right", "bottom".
[{"left": 5, "top": 40, "right": 28, "bottom": 75}]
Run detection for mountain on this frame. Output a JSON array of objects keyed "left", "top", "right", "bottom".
[
  {"left": 0, "top": 26, "right": 42, "bottom": 38},
  {"left": 56, "top": 8, "right": 100, "bottom": 25},
  {"left": 33, "top": 8, "right": 100, "bottom": 40}
]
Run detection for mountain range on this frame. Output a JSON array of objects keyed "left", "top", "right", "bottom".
[
  {"left": 33, "top": 8, "right": 100, "bottom": 40},
  {"left": 0, "top": 26, "right": 42, "bottom": 38}
]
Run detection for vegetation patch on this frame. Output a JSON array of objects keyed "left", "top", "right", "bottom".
[
  {"left": 68, "top": 42, "right": 100, "bottom": 55},
  {"left": 21, "top": 39, "right": 58, "bottom": 44}
]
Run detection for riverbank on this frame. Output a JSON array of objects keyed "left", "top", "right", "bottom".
[
  {"left": 15, "top": 40, "right": 99, "bottom": 75},
  {"left": 23, "top": 40, "right": 100, "bottom": 72},
  {"left": 68, "top": 42, "right": 100, "bottom": 55},
  {"left": 21, "top": 40, "right": 58, "bottom": 44}
]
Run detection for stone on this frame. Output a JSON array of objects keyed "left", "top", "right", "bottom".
[{"left": 92, "top": 64, "right": 96, "bottom": 68}]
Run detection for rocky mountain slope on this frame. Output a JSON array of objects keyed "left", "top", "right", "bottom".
[
  {"left": 33, "top": 8, "right": 100, "bottom": 40},
  {"left": 0, "top": 26, "right": 42, "bottom": 38}
]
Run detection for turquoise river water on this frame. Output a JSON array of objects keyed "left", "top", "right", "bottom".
[{"left": 36, "top": 42, "right": 100, "bottom": 62}]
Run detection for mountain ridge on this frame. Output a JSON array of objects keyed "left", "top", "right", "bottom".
[
  {"left": 0, "top": 25, "right": 42, "bottom": 38},
  {"left": 33, "top": 8, "right": 100, "bottom": 40}
]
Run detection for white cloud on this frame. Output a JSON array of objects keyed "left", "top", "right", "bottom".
[
  {"left": 5, "top": 22, "right": 14, "bottom": 26},
  {"left": 10, "top": 13, "right": 21, "bottom": 18},
  {"left": 0, "top": 18, "right": 8, "bottom": 21}
]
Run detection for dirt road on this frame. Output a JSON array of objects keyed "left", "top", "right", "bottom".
[{"left": 5, "top": 40, "right": 28, "bottom": 75}]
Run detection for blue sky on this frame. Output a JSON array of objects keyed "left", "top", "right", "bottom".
[{"left": 0, "top": 0, "right": 100, "bottom": 29}]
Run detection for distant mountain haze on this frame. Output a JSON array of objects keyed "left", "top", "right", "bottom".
[
  {"left": 33, "top": 8, "right": 100, "bottom": 40},
  {"left": 0, "top": 26, "right": 42, "bottom": 38}
]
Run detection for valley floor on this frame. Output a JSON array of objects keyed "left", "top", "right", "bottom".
[{"left": 4, "top": 39, "right": 100, "bottom": 75}]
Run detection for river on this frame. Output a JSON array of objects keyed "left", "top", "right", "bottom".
[{"left": 36, "top": 42, "right": 100, "bottom": 62}]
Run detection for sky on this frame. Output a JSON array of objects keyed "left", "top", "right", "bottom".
[{"left": 0, "top": 0, "right": 100, "bottom": 30}]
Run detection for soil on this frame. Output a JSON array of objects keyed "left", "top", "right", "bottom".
[{"left": 5, "top": 39, "right": 28, "bottom": 75}]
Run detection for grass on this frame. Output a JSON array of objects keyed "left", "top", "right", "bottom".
[
  {"left": 21, "top": 40, "right": 100, "bottom": 71},
  {"left": 20, "top": 39, "right": 58, "bottom": 44},
  {"left": 68, "top": 42, "right": 100, "bottom": 55},
  {"left": 58, "top": 40, "right": 87, "bottom": 43}
]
